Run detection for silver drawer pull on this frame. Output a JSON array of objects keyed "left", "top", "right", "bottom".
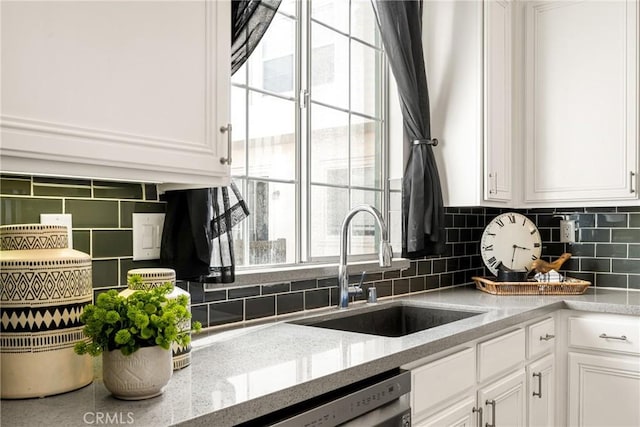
[
  {"left": 599, "top": 333, "right": 628, "bottom": 341},
  {"left": 485, "top": 399, "right": 496, "bottom": 427},
  {"left": 532, "top": 372, "right": 543, "bottom": 398},
  {"left": 539, "top": 333, "right": 555, "bottom": 341},
  {"left": 472, "top": 406, "right": 483, "bottom": 426}
]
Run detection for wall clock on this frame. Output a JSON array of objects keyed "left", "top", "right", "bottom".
[{"left": 480, "top": 212, "right": 542, "bottom": 276}]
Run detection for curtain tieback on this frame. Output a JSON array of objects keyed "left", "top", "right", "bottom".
[{"left": 412, "top": 138, "right": 439, "bottom": 147}]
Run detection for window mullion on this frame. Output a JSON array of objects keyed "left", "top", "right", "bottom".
[{"left": 300, "top": 0, "right": 311, "bottom": 263}]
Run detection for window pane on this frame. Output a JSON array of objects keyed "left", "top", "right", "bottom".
[
  {"left": 248, "top": 14, "right": 295, "bottom": 95},
  {"left": 241, "top": 180, "right": 295, "bottom": 265},
  {"left": 351, "top": 116, "right": 381, "bottom": 188},
  {"left": 310, "top": 185, "right": 349, "bottom": 257},
  {"left": 278, "top": 0, "right": 297, "bottom": 17},
  {"left": 311, "top": 23, "right": 348, "bottom": 110},
  {"left": 311, "top": 0, "right": 349, "bottom": 33},
  {"left": 230, "top": 86, "right": 246, "bottom": 176},
  {"left": 247, "top": 92, "right": 295, "bottom": 180},
  {"left": 311, "top": 104, "right": 349, "bottom": 185},
  {"left": 232, "top": 62, "right": 246, "bottom": 85},
  {"left": 350, "top": 190, "right": 382, "bottom": 255},
  {"left": 351, "top": 41, "right": 381, "bottom": 117},
  {"left": 351, "top": 0, "right": 380, "bottom": 47}
]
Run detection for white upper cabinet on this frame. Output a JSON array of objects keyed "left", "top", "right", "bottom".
[
  {"left": 522, "top": 0, "right": 638, "bottom": 205},
  {"left": 484, "top": 0, "right": 513, "bottom": 202},
  {"left": 425, "top": 0, "right": 512, "bottom": 207},
  {"left": 1, "top": 0, "right": 231, "bottom": 189}
]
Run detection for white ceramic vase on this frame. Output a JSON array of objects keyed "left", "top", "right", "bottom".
[
  {"left": 123, "top": 268, "right": 192, "bottom": 370},
  {"left": 0, "top": 224, "right": 93, "bottom": 399},
  {"left": 102, "top": 346, "right": 172, "bottom": 400}
]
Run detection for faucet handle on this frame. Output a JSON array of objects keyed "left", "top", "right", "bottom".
[{"left": 367, "top": 286, "right": 378, "bottom": 304}]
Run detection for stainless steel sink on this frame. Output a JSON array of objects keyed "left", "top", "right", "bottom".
[{"left": 290, "top": 302, "right": 484, "bottom": 337}]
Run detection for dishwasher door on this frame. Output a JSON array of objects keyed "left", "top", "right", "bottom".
[{"left": 265, "top": 369, "right": 412, "bottom": 427}]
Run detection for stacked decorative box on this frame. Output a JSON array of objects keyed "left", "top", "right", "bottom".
[{"left": 0, "top": 224, "right": 93, "bottom": 398}]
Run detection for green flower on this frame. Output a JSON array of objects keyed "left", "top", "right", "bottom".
[{"left": 114, "top": 329, "right": 132, "bottom": 345}]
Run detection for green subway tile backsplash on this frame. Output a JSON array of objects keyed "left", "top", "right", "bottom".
[
  {"left": 33, "top": 183, "right": 92, "bottom": 198},
  {"left": 92, "top": 259, "right": 119, "bottom": 287},
  {"left": 1, "top": 172, "right": 639, "bottom": 329},
  {"left": 93, "top": 181, "right": 143, "bottom": 200},
  {"left": 0, "top": 176, "right": 31, "bottom": 195},
  {"left": 72, "top": 230, "right": 91, "bottom": 254},
  {"left": 0, "top": 197, "right": 62, "bottom": 225},
  {"left": 66, "top": 199, "right": 119, "bottom": 228},
  {"left": 92, "top": 230, "right": 133, "bottom": 258},
  {"left": 33, "top": 176, "right": 92, "bottom": 197}
]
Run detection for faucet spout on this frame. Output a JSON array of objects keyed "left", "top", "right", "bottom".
[{"left": 338, "top": 205, "right": 392, "bottom": 309}]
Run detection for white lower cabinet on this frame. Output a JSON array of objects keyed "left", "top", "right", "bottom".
[
  {"left": 565, "top": 312, "right": 640, "bottom": 427},
  {"left": 408, "top": 319, "right": 551, "bottom": 427},
  {"left": 415, "top": 396, "right": 477, "bottom": 427},
  {"left": 478, "top": 369, "right": 527, "bottom": 427},
  {"left": 527, "top": 354, "right": 555, "bottom": 427}
]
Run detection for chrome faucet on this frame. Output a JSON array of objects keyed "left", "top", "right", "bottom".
[{"left": 338, "top": 205, "right": 392, "bottom": 309}]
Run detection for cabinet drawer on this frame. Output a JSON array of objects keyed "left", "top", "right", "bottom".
[
  {"left": 478, "top": 328, "right": 525, "bottom": 382},
  {"left": 569, "top": 316, "right": 640, "bottom": 355},
  {"left": 528, "top": 317, "right": 555, "bottom": 359},
  {"left": 412, "top": 347, "right": 476, "bottom": 416}
]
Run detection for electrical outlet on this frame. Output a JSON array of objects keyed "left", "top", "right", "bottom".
[
  {"left": 560, "top": 219, "right": 577, "bottom": 243},
  {"left": 132, "top": 213, "right": 165, "bottom": 260}
]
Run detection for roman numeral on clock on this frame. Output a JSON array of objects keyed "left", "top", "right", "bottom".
[
  {"left": 487, "top": 256, "right": 497, "bottom": 267},
  {"left": 483, "top": 245, "right": 494, "bottom": 251}
]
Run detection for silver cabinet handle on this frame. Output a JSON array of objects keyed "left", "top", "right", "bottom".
[
  {"left": 631, "top": 171, "right": 636, "bottom": 193},
  {"left": 532, "top": 372, "right": 543, "bottom": 398},
  {"left": 219, "top": 124, "right": 232, "bottom": 165},
  {"left": 539, "top": 333, "right": 555, "bottom": 341},
  {"left": 473, "top": 406, "right": 483, "bottom": 426},
  {"left": 488, "top": 172, "right": 498, "bottom": 195},
  {"left": 599, "top": 333, "right": 628, "bottom": 341},
  {"left": 485, "top": 399, "right": 496, "bottom": 427}
]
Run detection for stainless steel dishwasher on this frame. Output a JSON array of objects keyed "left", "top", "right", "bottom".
[{"left": 239, "top": 369, "right": 411, "bottom": 427}]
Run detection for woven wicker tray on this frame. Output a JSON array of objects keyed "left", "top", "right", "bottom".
[{"left": 472, "top": 276, "right": 591, "bottom": 295}]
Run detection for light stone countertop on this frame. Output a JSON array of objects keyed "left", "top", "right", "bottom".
[{"left": 2, "top": 286, "right": 639, "bottom": 427}]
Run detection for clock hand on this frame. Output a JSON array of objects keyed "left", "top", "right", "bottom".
[
  {"left": 511, "top": 245, "right": 517, "bottom": 268},
  {"left": 513, "top": 244, "right": 530, "bottom": 250}
]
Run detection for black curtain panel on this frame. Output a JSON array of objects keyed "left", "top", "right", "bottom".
[
  {"left": 371, "top": 0, "right": 445, "bottom": 258},
  {"left": 231, "top": 0, "right": 282, "bottom": 75}
]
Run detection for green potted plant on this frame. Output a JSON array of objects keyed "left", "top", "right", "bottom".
[{"left": 75, "top": 280, "right": 201, "bottom": 400}]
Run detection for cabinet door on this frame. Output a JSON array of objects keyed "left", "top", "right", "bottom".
[
  {"left": 568, "top": 352, "right": 640, "bottom": 427},
  {"left": 416, "top": 396, "right": 477, "bottom": 427},
  {"left": 484, "top": 0, "right": 512, "bottom": 202},
  {"left": 527, "top": 354, "right": 555, "bottom": 427},
  {"left": 478, "top": 369, "right": 526, "bottom": 427},
  {"left": 1, "top": 0, "right": 230, "bottom": 188},
  {"left": 523, "top": 0, "right": 638, "bottom": 203}
]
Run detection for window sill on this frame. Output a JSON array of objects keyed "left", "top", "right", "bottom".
[{"left": 203, "top": 258, "right": 411, "bottom": 291}]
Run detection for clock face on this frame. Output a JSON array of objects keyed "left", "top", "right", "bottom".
[{"left": 480, "top": 212, "right": 542, "bottom": 276}]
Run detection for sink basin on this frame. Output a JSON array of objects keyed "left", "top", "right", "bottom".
[{"left": 290, "top": 303, "right": 483, "bottom": 337}]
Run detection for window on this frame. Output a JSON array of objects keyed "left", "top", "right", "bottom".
[{"left": 231, "top": 0, "right": 388, "bottom": 267}]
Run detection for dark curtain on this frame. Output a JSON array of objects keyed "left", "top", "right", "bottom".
[
  {"left": 161, "top": 183, "right": 249, "bottom": 282},
  {"left": 371, "top": 0, "right": 445, "bottom": 258},
  {"left": 232, "top": 0, "right": 282, "bottom": 75}
]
